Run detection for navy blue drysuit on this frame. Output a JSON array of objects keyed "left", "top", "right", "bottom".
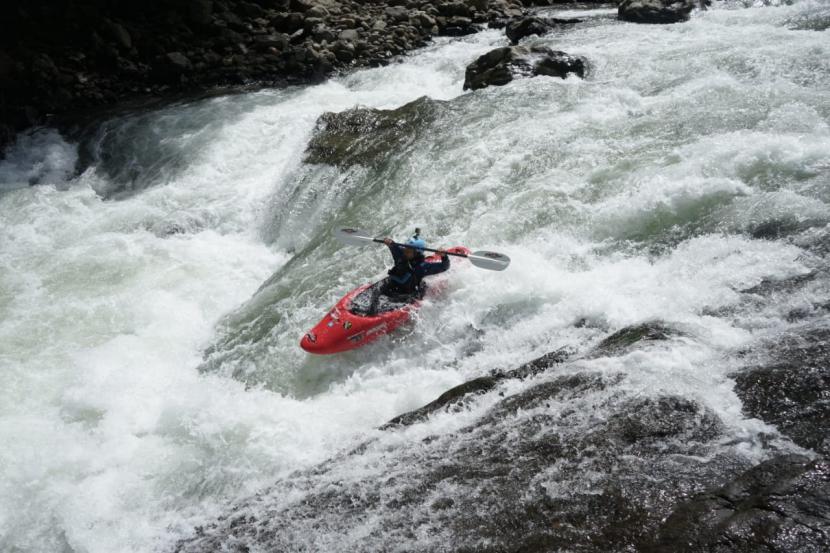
[
  {"left": 384, "top": 243, "right": 450, "bottom": 296},
  {"left": 364, "top": 243, "right": 450, "bottom": 316}
]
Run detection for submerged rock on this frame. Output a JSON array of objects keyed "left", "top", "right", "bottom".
[
  {"left": 384, "top": 347, "right": 573, "bottom": 429},
  {"left": 304, "top": 96, "right": 441, "bottom": 167},
  {"left": 382, "top": 376, "right": 500, "bottom": 428},
  {"left": 592, "top": 321, "right": 677, "bottom": 356},
  {"left": 646, "top": 454, "right": 830, "bottom": 552},
  {"left": 177, "top": 353, "right": 746, "bottom": 552},
  {"left": 734, "top": 326, "right": 830, "bottom": 456},
  {"left": 463, "top": 45, "right": 585, "bottom": 91},
  {"left": 177, "top": 385, "right": 741, "bottom": 552},
  {"left": 180, "top": 314, "right": 830, "bottom": 551},
  {"left": 618, "top": 0, "right": 696, "bottom": 24}
]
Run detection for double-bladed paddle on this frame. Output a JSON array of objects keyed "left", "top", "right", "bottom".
[{"left": 333, "top": 227, "right": 511, "bottom": 271}]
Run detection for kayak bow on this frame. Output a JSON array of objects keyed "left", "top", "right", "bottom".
[{"left": 300, "top": 247, "right": 469, "bottom": 354}]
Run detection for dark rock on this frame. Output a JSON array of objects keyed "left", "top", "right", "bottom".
[
  {"left": 0, "top": 0, "right": 532, "bottom": 146},
  {"left": 338, "top": 28, "right": 359, "bottom": 42},
  {"left": 741, "top": 270, "right": 818, "bottom": 296},
  {"left": 506, "top": 16, "right": 550, "bottom": 44},
  {"left": 306, "top": 5, "right": 329, "bottom": 18},
  {"left": 464, "top": 46, "right": 521, "bottom": 89},
  {"left": 239, "top": 1, "right": 266, "bottom": 18},
  {"left": 271, "top": 11, "right": 305, "bottom": 33},
  {"left": 734, "top": 327, "right": 830, "bottom": 455},
  {"left": 437, "top": 2, "right": 473, "bottom": 17},
  {"left": 384, "top": 346, "right": 574, "bottom": 429},
  {"left": 187, "top": 0, "right": 214, "bottom": 27},
  {"left": 604, "top": 396, "right": 722, "bottom": 445},
  {"left": 592, "top": 321, "right": 676, "bottom": 356},
  {"left": 31, "top": 53, "right": 60, "bottom": 80},
  {"left": 175, "top": 375, "right": 745, "bottom": 552},
  {"left": 304, "top": 95, "right": 441, "bottom": 167},
  {"left": 332, "top": 40, "right": 355, "bottom": 62},
  {"left": 411, "top": 11, "right": 437, "bottom": 29},
  {"left": 222, "top": 11, "right": 250, "bottom": 33},
  {"left": 251, "top": 33, "right": 289, "bottom": 52},
  {"left": 302, "top": 16, "right": 324, "bottom": 32},
  {"left": 463, "top": 45, "right": 585, "bottom": 91},
  {"left": 534, "top": 51, "right": 587, "bottom": 79},
  {"left": 290, "top": 0, "right": 313, "bottom": 12},
  {"left": 749, "top": 217, "right": 810, "bottom": 240},
  {"left": 618, "top": 0, "right": 696, "bottom": 24},
  {"left": 0, "top": 50, "right": 13, "bottom": 83},
  {"left": 165, "top": 51, "right": 192, "bottom": 72},
  {"left": 382, "top": 376, "right": 499, "bottom": 428},
  {"left": 100, "top": 18, "right": 132, "bottom": 50},
  {"left": 384, "top": 6, "right": 409, "bottom": 22},
  {"left": 440, "top": 16, "right": 480, "bottom": 36},
  {"left": 311, "top": 23, "right": 336, "bottom": 43},
  {"left": 645, "top": 454, "right": 830, "bottom": 552},
  {"left": 505, "top": 15, "right": 581, "bottom": 44}
]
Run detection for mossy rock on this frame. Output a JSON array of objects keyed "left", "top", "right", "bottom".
[{"left": 304, "top": 95, "right": 441, "bottom": 167}]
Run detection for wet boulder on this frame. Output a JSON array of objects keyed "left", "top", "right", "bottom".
[
  {"left": 591, "top": 321, "right": 677, "bottom": 357},
  {"left": 733, "top": 326, "right": 830, "bottom": 456},
  {"left": 304, "top": 96, "right": 441, "bottom": 167},
  {"left": 251, "top": 33, "right": 290, "bottom": 52},
  {"left": 175, "top": 371, "right": 746, "bottom": 553},
  {"left": 506, "top": 16, "right": 550, "bottom": 43},
  {"left": 384, "top": 6, "right": 409, "bottom": 22},
  {"left": 187, "top": 0, "right": 214, "bottom": 27},
  {"left": 505, "top": 15, "right": 581, "bottom": 44},
  {"left": 151, "top": 51, "right": 193, "bottom": 84},
  {"left": 618, "top": 0, "right": 696, "bottom": 24},
  {"left": 463, "top": 45, "right": 585, "bottom": 91},
  {"left": 384, "top": 347, "right": 574, "bottom": 429},
  {"left": 438, "top": 15, "right": 481, "bottom": 36},
  {"left": 100, "top": 18, "right": 132, "bottom": 50},
  {"left": 646, "top": 454, "right": 830, "bottom": 552},
  {"left": 179, "top": 326, "right": 769, "bottom": 553},
  {"left": 437, "top": 1, "right": 474, "bottom": 18}
]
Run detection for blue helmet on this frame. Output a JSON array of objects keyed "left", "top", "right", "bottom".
[{"left": 405, "top": 237, "right": 426, "bottom": 252}]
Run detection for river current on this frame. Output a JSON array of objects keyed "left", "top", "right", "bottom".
[{"left": 1, "top": 2, "right": 829, "bottom": 551}]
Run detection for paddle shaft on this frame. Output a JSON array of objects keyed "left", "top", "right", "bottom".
[{"left": 374, "top": 239, "right": 467, "bottom": 259}]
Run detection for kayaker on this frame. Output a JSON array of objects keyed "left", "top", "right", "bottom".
[{"left": 366, "top": 230, "right": 449, "bottom": 314}]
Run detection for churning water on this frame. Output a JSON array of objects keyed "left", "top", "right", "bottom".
[{"left": 1, "top": 2, "right": 829, "bottom": 552}]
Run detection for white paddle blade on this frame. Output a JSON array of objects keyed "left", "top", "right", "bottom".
[
  {"left": 333, "top": 227, "right": 376, "bottom": 247},
  {"left": 468, "top": 250, "right": 511, "bottom": 271}
]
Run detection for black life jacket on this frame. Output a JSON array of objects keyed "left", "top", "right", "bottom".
[{"left": 387, "top": 253, "right": 425, "bottom": 293}]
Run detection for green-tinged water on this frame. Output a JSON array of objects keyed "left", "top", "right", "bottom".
[{"left": 1, "top": 2, "right": 829, "bottom": 552}]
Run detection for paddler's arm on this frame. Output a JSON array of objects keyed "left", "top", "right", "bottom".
[
  {"left": 383, "top": 237, "right": 404, "bottom": 262},
  {"left": 419, "top": 250, "right": 450, "bottom": 276}
]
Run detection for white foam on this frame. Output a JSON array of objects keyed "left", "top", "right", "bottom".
[{"left": 2, "top": 2, "right": 829, "bottom": 551}]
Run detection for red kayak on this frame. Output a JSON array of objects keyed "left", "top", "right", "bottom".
[{"left": 300, "top": 246, "right": 470, "bottom": 354}]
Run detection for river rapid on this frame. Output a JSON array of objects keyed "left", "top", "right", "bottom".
[{"left": 1, "top": 2, "right": 829, "bottom": 552}]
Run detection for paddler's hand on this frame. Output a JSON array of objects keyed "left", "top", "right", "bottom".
[
  {"left": 436, "top": 249, "right": 448, "bottom": 258},
  {"left": 383, "top": 237, "right": 393, "bottom": 246}
]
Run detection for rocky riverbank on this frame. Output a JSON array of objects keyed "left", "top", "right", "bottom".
[
  {"left": 0, "top": 0, "right": 714, "bottom": 157},
  {"left": 1, "top": 0, "right": 543, "bottom": 155}
]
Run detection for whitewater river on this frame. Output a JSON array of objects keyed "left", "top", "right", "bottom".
[{"left": 1, "top": 2, "right": 829, "bottom": 551}]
